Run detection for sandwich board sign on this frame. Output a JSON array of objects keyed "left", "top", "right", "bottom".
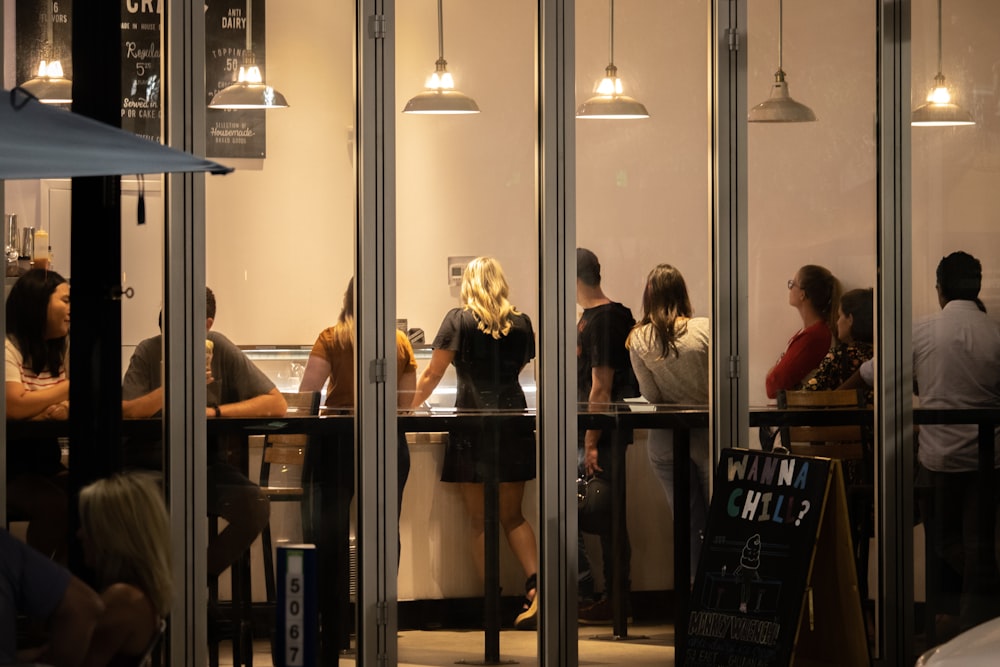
[{"left": 686, "top": 449, "right": 869, "bottom": 667}]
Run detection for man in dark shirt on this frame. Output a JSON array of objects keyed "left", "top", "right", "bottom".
[{"left": 576, "top": 247, "right": 638, "bottom": 623}]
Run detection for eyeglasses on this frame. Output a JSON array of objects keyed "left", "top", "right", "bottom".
[{"left": 787, "top": 279, "right": 800, "bottom": 290}]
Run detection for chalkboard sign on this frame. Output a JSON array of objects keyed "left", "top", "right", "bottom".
[
  {"left": 205, "top": 0, "right": 267, "bottom": 158},
  {"left": 120, "top": 0, "right": 161, "bottom": 141},
  {"left": 687, "top": 449, "right": 868, "bottom": 667}
]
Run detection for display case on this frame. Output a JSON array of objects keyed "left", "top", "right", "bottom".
[{"left": 240, "top": 343, "right": 538, "bottom": 409}]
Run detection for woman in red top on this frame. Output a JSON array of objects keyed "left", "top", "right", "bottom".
[{"left": 765, "top": 265, "right": 840, "bottom": 399}]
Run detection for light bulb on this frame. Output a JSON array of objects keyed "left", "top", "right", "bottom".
[
  {"left": 35, "top": 60, "right": 65, "bottom": 78},
  {"left": 424, "top": 71, "right": 456, "bottom": 91},
  {"left": 927, "top": 85, "right": 951, "bottom": 104},
  {"left": 239, "top": 65, "right": 263, "bottom": 84},
  {"left": 595, "top": 76, "right": 623, "bottom": 96}
]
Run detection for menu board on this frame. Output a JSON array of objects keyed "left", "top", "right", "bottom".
[
  {"left": 687, "top": 449, "right": 867, "bottom": 667},
  {"left": 205, "top": 0, "right": 267, "bottom": 158},
  {"left": 120, "top": 0, "right": 161, "bottom": 141},
  {"left": 15, "top": 0, "right": 73, "bottom": 93}
]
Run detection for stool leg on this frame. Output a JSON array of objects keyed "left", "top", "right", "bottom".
[
  {"left": 263, "top": 522, "right": 276, "bottom": 605},
  {"left": 208, "top": 517, "right": 221, "bottom": 667},
  {"left": 230, "top": 559, "right": 243, "bottom": 667}
]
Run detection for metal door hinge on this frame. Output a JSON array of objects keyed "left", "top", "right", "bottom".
[
  {"left": 369, "top": 14, "right": 387, "bottom": 39},
  {"left": 728, "top": 355, "right": 740, "bottom": 379},
  {"left": 377, "top": 600, "right": 388, "bottom": 624},
  {"left": 370, "top": 358, "right": 387, "bottom": 383},
  {"left": 727, "top": 28, "right": 739, "bottom": 51}
]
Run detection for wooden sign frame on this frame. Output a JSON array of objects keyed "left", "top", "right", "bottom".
[{"left": 687, "top": 449, "right": 869, "bottom": 667}]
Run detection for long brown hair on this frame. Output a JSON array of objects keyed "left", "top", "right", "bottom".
[
  {"left": 798, "top": 264, "right": 840, "bottom": 333},
  {"left": 628, "top": 264, "right": 693, "bottom": 359},
  {"left": 330, "top": 277, "right": 355, "bottom": 348}
]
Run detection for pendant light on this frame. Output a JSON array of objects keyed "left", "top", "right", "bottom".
[
  {"left": 208, "top": 0, "right": 289, "bottom": 109},
  {"left": 748, "top": 0, "right": 816, "bottom": 123},
  {"left": 576, "top": 0, "right": 649, "bottom": 120},
  {"left": 911, "top": 0, "right": 974, "bottom": 126},
  {"left": 20, "top": 1, "right": 72, "bottom": 104},
  {"left": 403, "top": 0, "right": 480, "bottom": 114}
]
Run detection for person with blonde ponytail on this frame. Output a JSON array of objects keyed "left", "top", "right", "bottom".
[
  {"left": 412, "top": 257, "right": 540, "bottom": 630},
  {"left": 77, "top": 473, "right": 171, "bottom": 667}
]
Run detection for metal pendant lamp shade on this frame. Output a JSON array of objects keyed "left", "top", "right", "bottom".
[
  {"left": 403, "top": 0, "right": 479, "bottom": 115},
  {"left": 208, "top": 0, "right": 289, "bottom": 110},
  {"left": 911, "top": 0, "right": 974, "bottom": 127},
  {"left": 576, "top": 0, "right": 648, "bottom": 119},
  {"left": 748, "top": 0, "right": 816, "bottom": 123},
  {"left": 20, "top": 3, "right": 71, "bottom": 104},
  {"left": 20, "top": 64, "right": 72, "bottom": 105},
  {"left": 749, "top": 69, "right": 816, "bottom": 123}
]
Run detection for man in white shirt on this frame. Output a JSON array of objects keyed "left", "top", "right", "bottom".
[{"left": 913, "top": 251, "right": 1000, "bottom": 634}]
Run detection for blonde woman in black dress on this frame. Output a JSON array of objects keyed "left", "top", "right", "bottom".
[{"left": 412, "top": 256, "right": 539, "bottom": 630}]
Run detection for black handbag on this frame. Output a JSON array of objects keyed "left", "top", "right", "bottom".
[{"left": 577, "top": 475, "right": 612, "bottom": 535}]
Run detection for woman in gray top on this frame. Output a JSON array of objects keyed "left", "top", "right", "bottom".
[{"left": 627, "top": 264, "right": 710, "bottom": 578}]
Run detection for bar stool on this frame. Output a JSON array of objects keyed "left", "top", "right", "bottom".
[{"left": 260, "top": 393, "right": 319, "bottom": 606}]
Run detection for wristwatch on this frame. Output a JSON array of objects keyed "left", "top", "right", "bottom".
[{"left": 211, "top": 404, "right": 222, "bottom": 418}]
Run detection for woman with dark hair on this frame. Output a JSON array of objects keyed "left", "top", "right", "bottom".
[
  {"left": 78, "top": 473, "right": 171, "bottom": 667},
  {"left": 411, "top": 257, "right": 540, "bottom": 630},
  {"left": 804, "top": 287, "right": 874, "bottom": 392},
  {"left": 765, "top": 264, "right": 840, "bottom": 399},
  {"left": 5, "top": 268, "right": 71, "bottom": 562},
  {"left": 626, "top": 264, "right": 710, "bottom": 578}
]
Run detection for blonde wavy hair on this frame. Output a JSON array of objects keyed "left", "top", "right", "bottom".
[
  {"left": 79, "top": 473, "right": 172, "bottom": 617},
  {"left": 460, "top": 257, "right": 520, "bottom": 339}
]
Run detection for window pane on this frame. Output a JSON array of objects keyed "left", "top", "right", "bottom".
[
  {"left": 575, "top": 0, "right": 712, "bottom": 659},
  {"left": 747, "top": 0, "right": 879, "bottom": 656},
  {"left": 911, "top": 0, "right": 1000, "bottom": 656},
  {"left": 396, "top": 0, "right": 540, "bottom": 661}
]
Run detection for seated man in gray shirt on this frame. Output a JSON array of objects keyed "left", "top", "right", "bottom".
[{"left": 121, "top": 287, "right": 286, "bottom": 579}]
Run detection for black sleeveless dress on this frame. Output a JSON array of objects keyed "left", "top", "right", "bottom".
[{"left": 431, "top": 308, "right": 536, "bottom": 483}]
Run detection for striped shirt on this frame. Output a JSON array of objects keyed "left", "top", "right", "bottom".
[{"left": 5, "top": 337, "right": 68, "bottom": 392}]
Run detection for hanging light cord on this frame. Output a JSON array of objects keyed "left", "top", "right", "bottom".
[
  {"left": 45, "top": 0, "right": 54, "bottom": 59},
  {"left": 437, "top": 0, "right": 446, "bottom": 62},
  {"left": 245, "top": 0, "right": 253, "bottom": 58},
  {"left": 608, "top": 0, "right": 615, "bottom": 65},
  {"left": 935, "top": 0, "right": 943, "bottom": 75},
  {"left": 777, "top": 0, "right": 784, "bottom": 72}
]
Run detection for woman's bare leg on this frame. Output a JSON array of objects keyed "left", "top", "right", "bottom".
[
  {"left": 499, "top": 481, "right": 538, "bottom": 599},
  {"left": 458, "top": 483, "right": 486, "bottom": 580}
]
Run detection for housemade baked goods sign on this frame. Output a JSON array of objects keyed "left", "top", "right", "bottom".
[{"left": 205, "top": 0, "right": 267, "bottom": 158}]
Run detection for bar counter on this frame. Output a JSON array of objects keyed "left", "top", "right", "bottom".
[{"left": 8, "top": 406, "right": 998, "bottom": 666}]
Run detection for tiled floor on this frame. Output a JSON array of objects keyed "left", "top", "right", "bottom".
[{"left": 221, "top": 622, "right": 676, "bottom": 666}]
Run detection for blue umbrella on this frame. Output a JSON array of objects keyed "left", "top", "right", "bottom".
[{"left": 0, "top": 87, "right": 233, "bottom": 180}]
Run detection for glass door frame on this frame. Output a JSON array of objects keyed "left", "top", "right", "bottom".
[
  {"left": 156, "top": 0, "right": 919, "bottom": 663},
  {"left": 723, "top": 1, "right": 916, "bottom": 664}
]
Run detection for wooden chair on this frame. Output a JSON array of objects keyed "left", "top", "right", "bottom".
[
  {"left": 207, "top": 391, "right": 319, "bottom": 667},
  {"left": 777, "top": 388, "right": 867, "bottom": 459},
  {"left": 778, "top": 387, "right": 874, "bottom": 606},
  {"left": 260, "top": 391, "right": 320, "bottom": 605}
]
